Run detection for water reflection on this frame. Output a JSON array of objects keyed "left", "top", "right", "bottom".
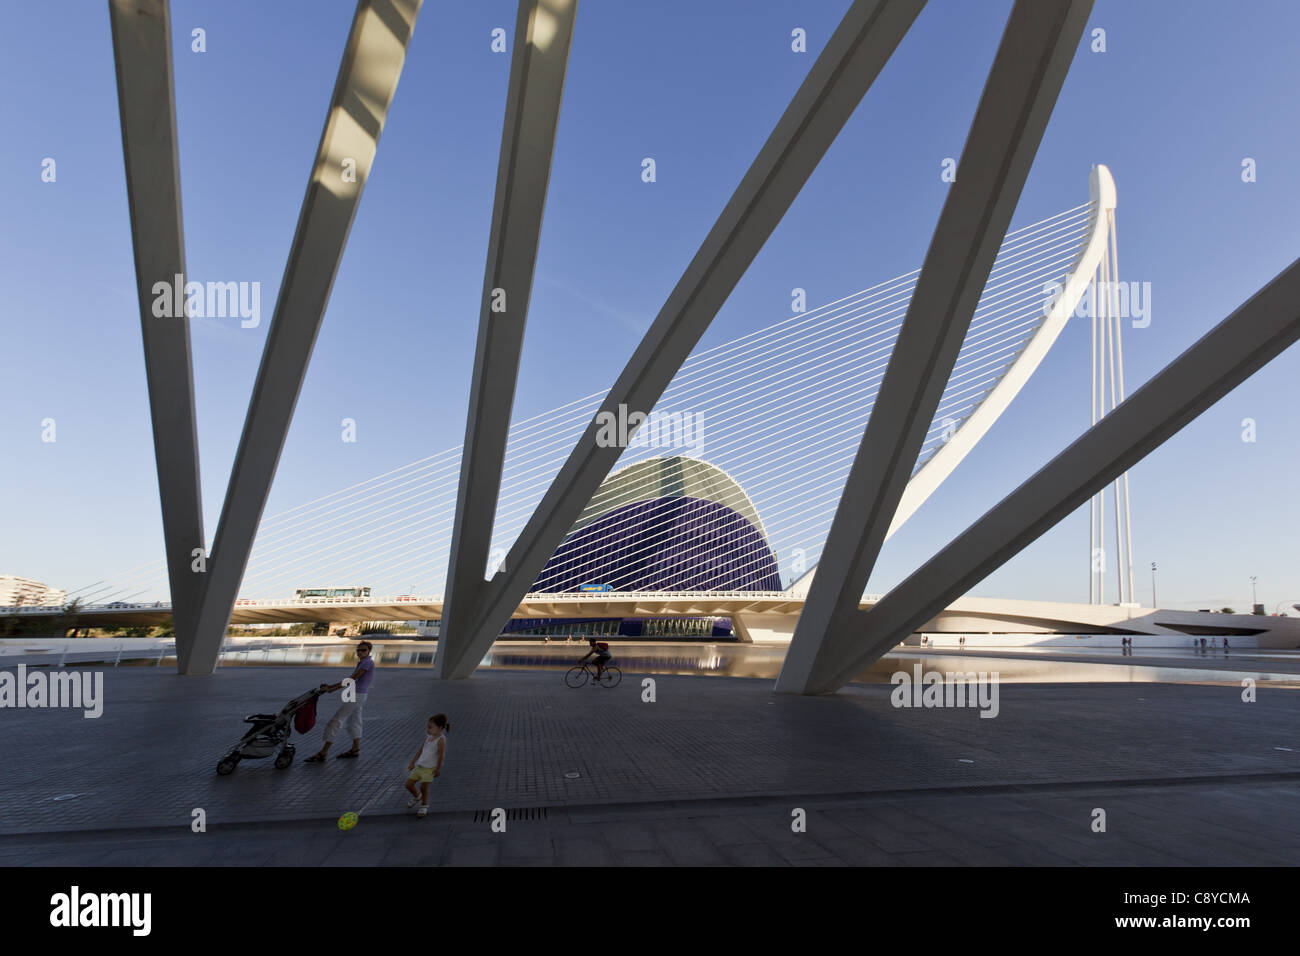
[{"left": 206, "top": 639, "right": 1300, "bottom": 686}]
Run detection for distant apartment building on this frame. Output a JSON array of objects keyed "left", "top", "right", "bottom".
[{"left": 0, "top": 575, "right": 68, "bottom": 609}]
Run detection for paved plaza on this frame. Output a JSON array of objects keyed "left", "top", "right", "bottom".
[{"left": 2, "top": 661, "right": 1298, "bottom": 865}]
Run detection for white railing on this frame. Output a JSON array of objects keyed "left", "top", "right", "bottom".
[{"left": 4, "top": 589, "right": 805, "bottom": 617}]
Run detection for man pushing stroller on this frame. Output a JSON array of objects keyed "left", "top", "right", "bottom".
[{"left": 306, "top": 640, "right": 376, "bottom": 762}]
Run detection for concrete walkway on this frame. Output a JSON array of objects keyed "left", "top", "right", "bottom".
[
  {"left": 2, "top": 665, "right": 1298, "bottom": 864},
  {"left": 5, "top": 777, "right": 1299, "bottom": 867}
]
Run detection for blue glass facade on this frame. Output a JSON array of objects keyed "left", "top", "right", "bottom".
[{"left": 531, "top": 495, "right": 782, "bottom": 592}]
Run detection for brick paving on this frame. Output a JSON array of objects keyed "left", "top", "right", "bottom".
[
  {"left": 3, "top": 779, "right": 1298, "bottom": 867},
  {"left": 1, "top": 662, "right": 1298, "bottom": 864}
]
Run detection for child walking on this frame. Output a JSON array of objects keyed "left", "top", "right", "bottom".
[{"left": 404, "top": 713, "right": 450, "bottom": 818}]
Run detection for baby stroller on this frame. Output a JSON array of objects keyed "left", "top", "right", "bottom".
[{"left": 215, "top": 685, "right": 326, "bottom": 775}]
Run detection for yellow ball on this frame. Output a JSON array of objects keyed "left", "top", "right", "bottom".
[{"left": 337, "top": 812, "right": 359, "bottom": 831}]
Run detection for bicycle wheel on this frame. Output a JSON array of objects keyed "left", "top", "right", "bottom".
[
  {"left": 564, "top": 665, "right": 589, "bottom": 688},
  {"left": 599, "top": 665, "right": 622, "bottom": 688}
]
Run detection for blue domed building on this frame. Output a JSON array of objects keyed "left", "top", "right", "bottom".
[{"left": 503, "top": 455, "right": 781, "bottom": 639}]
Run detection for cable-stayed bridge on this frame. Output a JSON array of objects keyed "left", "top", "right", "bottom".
[
  {"left": 74, "top": 188, "right": 1099, "bottom": 609},
  {"left": 30, "top": 162, "right": 1300, "bottom": 652}
]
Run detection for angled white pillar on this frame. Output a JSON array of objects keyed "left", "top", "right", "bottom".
[
  {"left": 108, "top": 0, "right": 207, "bottom": 670},
  {"left": 432, "top": 0, "right": 928, "bottom": 679},
  {"left": 808, "top": 255, "right": 1300, "bottom": 693},
  {"left": 435, "top": 0, "right": 578, "bottom": 678},
  {"left": 185, "top": 0, "right": 423, "bottom": 674},
  {"left": 776, "top": 0, "right": 1094, "bottom": 695}
]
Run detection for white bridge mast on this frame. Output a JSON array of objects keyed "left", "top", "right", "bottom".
[{"left": 1087, "top": 165, "right": 1137, "bottom": 606}]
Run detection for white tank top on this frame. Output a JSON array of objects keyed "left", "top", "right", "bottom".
[{"left": 417, "top": 732, "right": 446, "bottom": 768}]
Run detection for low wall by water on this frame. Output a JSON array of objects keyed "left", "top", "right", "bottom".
[{"left": 920, "top": 632, "right": 1259, "bottom": 650}]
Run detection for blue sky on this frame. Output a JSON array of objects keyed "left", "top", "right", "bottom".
[{"left": 2, "top": 0, "right": 1297, "bottom": 613}]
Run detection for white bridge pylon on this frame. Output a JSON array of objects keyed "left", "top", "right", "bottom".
[
  {"left": 786, "top": 164, "right": 1119, "bottom": 599},
  {"left": 1085, "top": 166, "right": 1137, "bottom": 606}
]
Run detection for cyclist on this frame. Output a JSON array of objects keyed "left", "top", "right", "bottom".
[{"left": 580, "top": 637, "right": 613, "bottom": 683}]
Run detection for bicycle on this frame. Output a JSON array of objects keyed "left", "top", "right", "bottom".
[{"left": 564, "top": 660, "right": 622, "bottom": 688}]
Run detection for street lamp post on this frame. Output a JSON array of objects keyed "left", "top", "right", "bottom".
[
  {"left": 1251, "top": 576, "right": 1258, "bottom": 611},
  {"left": 1150, "top": 562, "right": 1157, "bottom": 610}
]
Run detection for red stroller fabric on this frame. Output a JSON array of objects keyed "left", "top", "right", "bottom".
[{"left": 293, "top": 697, "right": 318, "bottom": 734}]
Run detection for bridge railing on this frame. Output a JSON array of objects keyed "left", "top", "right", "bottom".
[
  {"left": 5, "top": 588, "right": 808, "bottom": 616},
  {"left": 1, "top": 602, "right": 170, "bottom": 614}
]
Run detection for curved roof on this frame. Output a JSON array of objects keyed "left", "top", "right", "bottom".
[{"left": 571, "top": 455, "right": 769, "bottom": 542}]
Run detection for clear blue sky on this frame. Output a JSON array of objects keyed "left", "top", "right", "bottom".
[{"left": 2, "top": 0, "right": 1297, "bottom": 612}]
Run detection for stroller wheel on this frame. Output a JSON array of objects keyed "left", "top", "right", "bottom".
[
  {"left": 216, "top": 756, "right": 239, "bottom": 775},
  {"left": 274, "top": 749, "right": 295, "bottom": 770}
]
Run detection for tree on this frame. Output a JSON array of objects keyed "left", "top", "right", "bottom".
[
  {"left": 59, "top": 598, "right": 84, "bottom": 637},
  {"left": 1219, "top": 607, "right": 1235, "bottom": 615},
  {"left": 0, "top": 592, "right": 25, "bottom": 637}
]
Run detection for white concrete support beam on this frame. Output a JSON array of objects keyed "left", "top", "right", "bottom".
[
  {"left": 434, "top": 0, "right": 578, "bottom": 677},
  {"left": 732, "top": 612, "right": 799, "bottom": 645},
  {"left": 432, "top": 0, "right": 928, "bottom": 679},
  {"left": 776, "top": 0, "right": 1094, "bottom": 695},
  {"left": 108, "top": 0, "right": 207, "bottom": 670},
  {"left": 807, "top": 256, "right": 1300, "bottom": 693},
  {"left": 185, "top": 0, "right": 423, "bottom": 674}
]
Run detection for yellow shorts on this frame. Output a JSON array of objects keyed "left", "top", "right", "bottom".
[{"left": 407, "top": 766, "right": 435, "bottom": 783}]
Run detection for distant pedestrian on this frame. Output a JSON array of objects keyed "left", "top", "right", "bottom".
[
  {"left": 306, "top": 640, "right": 376, "bottom": 762},
  {"left": 404, "top": 713, "right": 450, "bottom": 818}
]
